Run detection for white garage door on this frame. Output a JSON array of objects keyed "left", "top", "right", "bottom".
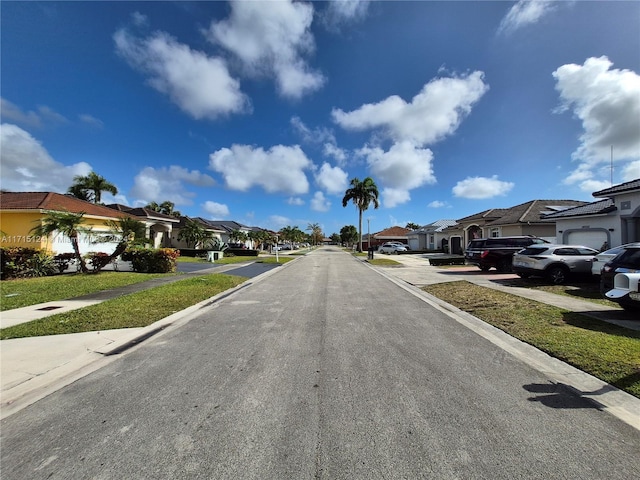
[{"left": 566, "top": 230, "right": 607, "bottom": 250}]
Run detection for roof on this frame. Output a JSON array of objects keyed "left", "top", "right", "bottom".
[
  {"left": 422, "top": 219, "right": 458, "bottom": 232},
  {"left": 373, "top": 226, "right": 411, "bottom": 238},
  {"left": 541, "top": 199, "right": 616, "bottom": 219},
  {"left": 592, "top": 178, "right": 640, "bottom": 198},
  {"left": 455, "top": 200, "right": 587, "bottom": 226},
  {"left": 193, "top": 218, "right": 249, "bottom": 233},
  {"left": 106, "top": 204, "right": 180, "bottom": 223},
  {"left": 0, "top": 192, "right": 131, "bottom": 219}
]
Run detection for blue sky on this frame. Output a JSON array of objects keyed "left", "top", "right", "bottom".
[{"left": 2, "top": 1, "right": 639, "bottom": 236}]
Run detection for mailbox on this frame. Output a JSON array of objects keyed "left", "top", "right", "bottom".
[{"left": 605, "top": 272, "right": 640, "bottom": 301}]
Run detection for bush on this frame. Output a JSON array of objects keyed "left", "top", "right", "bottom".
[
  {"left": 0, "top": 247, "right": 57, "bottom": 279},
  {"left": 53, "top": 253, "right": 76, "bottom": 273},
  {"left": 128, "top": 248, "right": 180, "bottom": 273},
  {"left": 85, "top": 252, "right": 112, "bottom": 271},
  {"left": 226, "top": 248, "right": 259, "bottom": 257}
]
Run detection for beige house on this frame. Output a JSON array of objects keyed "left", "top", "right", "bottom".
[{"left": 443, "top": 200, "right": 586, "bottom": 254}]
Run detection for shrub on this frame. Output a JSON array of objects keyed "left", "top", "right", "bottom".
[
  {"left": 53, "top": 252, "right": 76, "bottom": 273},
  {"left": 85, "top": 252, "right": 112, "bottom": 271},
  {"left": 0, "top": 247, "right": 57, "bottom": 278},
  {"left": 128, "top": 248, "right": 180, "bottom": 273}
]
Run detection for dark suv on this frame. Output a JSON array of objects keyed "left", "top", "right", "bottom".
[
  {"left": 465, "top": 236, "right": 549, "bottom": 272},
  {"left": 600, "top": 242, "right": 640, "bottom": 311}
]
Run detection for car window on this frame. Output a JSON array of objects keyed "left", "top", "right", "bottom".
[
  {"left": 577, "top": 248, "right": 598, "bottom": 255},
  {"left": 613, "top": 249, "right": 640, "bottom": 267},
  {"left": 519, "top": 246, "right": 549, "bottom": 255},
  {"left": 554, "top": 248, "right": 578, "bottom": 255}
]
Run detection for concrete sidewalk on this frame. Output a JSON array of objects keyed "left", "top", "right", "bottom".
[{"left": 1, "top": 251, "right": 638, "bottom": 426}]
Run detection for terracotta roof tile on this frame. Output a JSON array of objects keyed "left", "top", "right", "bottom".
[{"left": 0, "top": 192, "right": 131, "bottom": 219}]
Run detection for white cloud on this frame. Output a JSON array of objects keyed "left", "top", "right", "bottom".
[
  {"left": 130, "top": 165, "right": 216, "bottom": 206},
  {"left": 358, "top": 142, "right": 436, "bottom": 207},
  {"left": 78, "top": 114, "right": 104, "bottom": 128},
  {"left": 0, "top": 98, "right": 68, "bottom": 129},
  {"left": 553, "top": 56, "right": 640, "bottom": 190},
  {"left": 578, "top": 179, "right": 612, "bottom": 194},
  {"left": 323, "top": 143, "right": 347, "bottom": 164},
  {"left": 268, "top": 215, "right": 292, "bottom": 230},
  {"left": 310, "top": 191, "right": 331, "bottom": 212},
  {"left": 621, "top": 161, "right": 640, "bottom": 181},
  {"left": 0, "top": 123, "right": 91, "bottom": 192},
  {"left": 114, "top": 29, "right": 250, "bottom": 120},
  {"left": 498, "top": 0, "right": 556, "bottom": 35},
  {"left": 321, "top": 0, "right": 370, "bottom": 30},
  {"left": 452, "top": 176, "right": 514, "bottom": 199},
  {"left": 206, "top": 0, "right": 324, "bottom": 99},
  {"left": 315, "top": 162, "right": 348, "bottom": 195},
  {"left": 332, "top": 71, "right": 488, "bottom": 146},
  {"left": 208, "top": 144, "right": 312, "bottom": 195},
  {"left": 288, "top": 197, "right": 305, "bottom": 206},
  {"left": 291, "top": 116, "right": 348, "bottom": 165},
  {"left": 428, "top": 200, "right": 448, "bottom": 208},
  {"left": 202, "top": 201, "right": 230, "bottom": 219}
]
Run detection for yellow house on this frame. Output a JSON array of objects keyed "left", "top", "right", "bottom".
[{"left": 0, "top": 192, "right": 132, "bottom": 255}]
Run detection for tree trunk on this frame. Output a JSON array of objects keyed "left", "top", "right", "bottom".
[
  {"left": 358, "top": 209, "right": 363, "bottom": 253},
  {"left": 71, "top": 238, "right": 88, "bottom": 273}
]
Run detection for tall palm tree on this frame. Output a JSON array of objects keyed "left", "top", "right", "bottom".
[
  {"left": 31, "top": 210, "right": 90, "bottom": 272},
  {"left": 307, "top": 222, "right": 322, "bottom": 246},
  {"left": 342, "top": 177, "right": 380, "bottom": 252},
  {"left": 146, "top": 200, "right": 181, "bottom": 218},
  {"left": 68, "top": 172, "right": 118, "bottom": 204}
]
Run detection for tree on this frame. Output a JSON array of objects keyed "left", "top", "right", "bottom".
[
  {"left": 30, "top": 210, "right": 90, "bottom": 272},
  {"left": 178, "top": 218, "right": 214, "bottom": 249},
  {"left": 342, "top": 177, "right": 380, "bottom": 252},
  {"left": 307, "top": 222, "right": 323, "bottom": 246},
  {"left": 406, "top": 222, "right": 421, "bottom": 230},
  {"left": 340, "top": 225, "right": 358, "bottom": 247},
  {"left": 68, "top": 172, "right": 118, "bottom": 204},
  {"left": 330, "top": 233, "right": 341, "bottom": 244},
  {"left": 146, "top": 200, "right": 181, "bottom": 218},
  {"left": 229, "top": 229, "right": 248, "bottom": 245}
]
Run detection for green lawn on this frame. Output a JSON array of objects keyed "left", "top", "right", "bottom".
[
  {"left": 0, "top": 274, "right": 247, "bottom": 339},
  {"left": 1, "top": 272, "right": 173, "bottom": 311},
  {"left": 423, "top": 281, "right": 640, "bottom": 398}
]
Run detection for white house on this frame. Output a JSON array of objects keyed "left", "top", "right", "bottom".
[
  {"left": 542, "top": 178, "right": 640, "bottom": 249},
  {"left": 406, "top": 220, "right": 458, "bottom": 251}
]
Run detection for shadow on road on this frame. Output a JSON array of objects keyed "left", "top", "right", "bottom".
[{"left": 523, "top": 383, "right": 603, "bottom": 410}]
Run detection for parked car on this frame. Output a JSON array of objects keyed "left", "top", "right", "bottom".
[
  {"left": 512, "top": 244, "right": 599, "bottom": 284},
  {"left": 591, "top": 244, "right": 632, "bottom": 276},
  {"left": 378, "top": 242, "right": 408, "bottom": 254},
  {"left": 465, "top": 236, "right": 549, "bottom": 272},
  {"left": 600, "top": 243, "right": 640, "bottom": 310}
]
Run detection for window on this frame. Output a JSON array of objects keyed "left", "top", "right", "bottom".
[{"left": 489, "top": 228, "right": 500, "bottom": 238}]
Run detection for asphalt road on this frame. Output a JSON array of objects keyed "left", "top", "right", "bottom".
[{"left": 2, "top": 247, "right": 639, "bottom": 479}]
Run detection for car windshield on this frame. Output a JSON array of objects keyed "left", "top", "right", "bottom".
[{"left": 612, "top": 248, "right": 640, "bottom": 268}]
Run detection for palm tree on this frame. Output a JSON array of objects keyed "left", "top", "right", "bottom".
[
  {"left": 342, "top": 177, "right": 379, "bottom": 252},
  {"left": 307, "top": 222, "right": 323, "bottom": 246},
  {"left": 178, "top": 218, "right": 209, "bottom": 249},
  {"left": 30, "top": 210, "right": 90, "bottom": 272},
  {"left": 146, "top": 200, "right": 181, "bottom": 218},
  {"left": 68, "top": 172, "right": 118, "bottom": 204}
]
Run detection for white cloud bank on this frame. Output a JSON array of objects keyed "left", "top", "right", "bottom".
[
  {"left": 498, "top": 0, "right": 556, "bottom": 35},
  {"left": 553, "top": 56, "right": 640, "bottom": 191},
  {"left": 208, "top": 144, "right": 312, "bottom": 195},
  {"left": 130, "top": 165, "right": 216, "bottom": 206},
  {"left": 202, "top": 201, "right": 230, "bottom": 219},
  {"left": 333, "top": 72, "right": 488, "bottom": 206},
  {"left": 315, "top": 162, "right": 348, "bottom": 195},
  {"left": 0, "top": 123, "right": 91, "bottom": 192},
  {"left": 114, "top": 26, "right": 250, "bottom": 120},
  {"left": 206, "top": 0, "right": 324, "bottom": 99},
  {"left": 452, "top": 176, "right": 514, "bottom": 199},
  {"left": 310, "top": 191, "right": 331, "bottom": 212}
]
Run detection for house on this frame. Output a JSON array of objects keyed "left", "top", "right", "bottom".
[
  {"left": 367, "top": 226, "right": 411, "bottom": 250},
  {"left": 0, "top": 191, "right": 132, "bottom": 255},
  {"left": 106, "top": 204, "right": 180, "bottom": 249},
  {"left": 542, "top": 178, "right": 640, "bottom": 249},
  {"left": 443, "top": 199, "right": 587, "bottom": 254},
  {"left": 406, "top": 220, "right": 458, "bottom": 251},
  {"left": 170, "top": 216, "right": 227, "bottom": 250}
]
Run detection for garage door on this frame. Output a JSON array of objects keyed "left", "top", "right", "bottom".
[{"left": 566, "top": 230, "right": 607, "bottom": 250}]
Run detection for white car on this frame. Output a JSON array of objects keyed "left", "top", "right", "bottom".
[{"left": 378, "top": 242, "right": 408, "bottom": 254}]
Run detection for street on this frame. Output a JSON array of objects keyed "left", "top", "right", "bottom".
[{"left": 1, "top": 247, "right": 639, "bottom": 479}]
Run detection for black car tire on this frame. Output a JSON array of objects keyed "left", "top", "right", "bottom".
[
  {"left": 547, "top": 266, "right": 568, "bottom": 285},
  {"left": 517, "top": 273, "right": 531, "bottom": 279},
  {"left": 480, "top": 266, "right": 491, "bottom": 272}
]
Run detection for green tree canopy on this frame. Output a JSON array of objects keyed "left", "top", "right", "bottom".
[
  {"left": 405, "top": 222, "right": 421, "bottom": 230},
  {"left": 342, "top": 177, "right": 379, "bottom": 252},
  {"left": 340, "top": 225, "right": 359, "bottom": 246},
  {"left": 30, "top": 210, "right": 90, "bottom": 272},
  {"left": 68, "top": 171, "right": 118, "bottom": 204}
]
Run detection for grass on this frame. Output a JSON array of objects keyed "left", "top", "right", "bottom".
[
  {"left": 1, "top": 272, "right": 173, "bottom": 311},
  {"left": 0, "top": 274, "right": 247, "bottom": 339},
  {"left": 368, "top": 258, "right": 402, "bottom": 266},
  {"left": 423, "top": 281, "right": 640, "bottom": 398}
]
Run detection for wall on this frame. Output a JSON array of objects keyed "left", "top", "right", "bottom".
[{"left": 555, "top": 214, "right": 620, "bottom": 248}]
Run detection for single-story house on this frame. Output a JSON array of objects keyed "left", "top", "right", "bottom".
[
  {"left": 442, "top": 199, "right": 587, "bottom": 254},
  {"left": 406, "top": 219, "right": 458, "bottom": 251},
  {"left": 0, "top": 191, "right": 132, "bottom": 255},
  {"left": 542, "top": 178, "right": 640, "bottom": 249},
  {"left": 168, "top": 216, "right": 226, "bottom": 250},
  {"left": 365, "top": 226, "right": 411, "bottom": 250},
  {"left": 107, "top": 204, "right": 180, "bottom": 249}
]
